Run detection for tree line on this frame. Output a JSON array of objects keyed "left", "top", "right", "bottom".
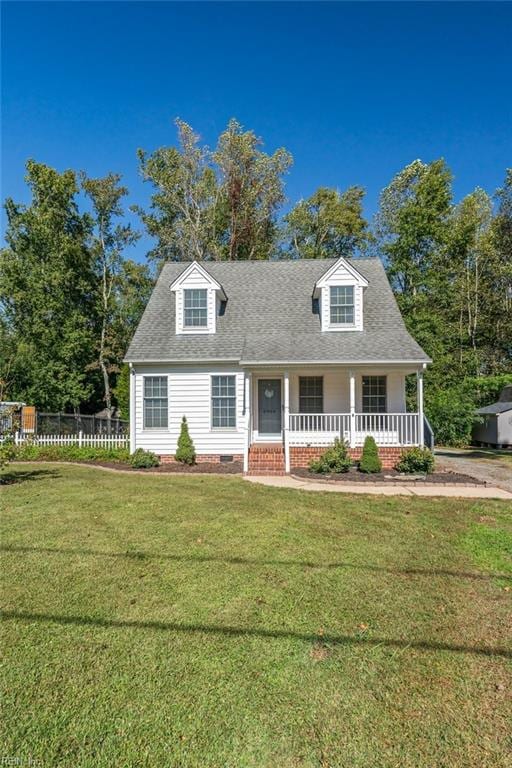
[{"left": 1, "top": 118, "right": 510, "bottom": 442}]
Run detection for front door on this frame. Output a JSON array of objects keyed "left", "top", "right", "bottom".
[{"left": 258, "top": 379, "right": 282, "bottom": 435}]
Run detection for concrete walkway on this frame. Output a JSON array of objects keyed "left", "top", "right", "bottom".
[{"left": 244, "top": 474, "right": 512, "bottom": 499}]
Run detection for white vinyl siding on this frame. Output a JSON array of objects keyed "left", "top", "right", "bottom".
[
  {"left": 318, "top": 258, "right": 365, "bottom": 332},
  {"left": 143, "top": 376, "right": 168, "bottom": 429},
  {"left": 211, "top": 375, "right": 237, "bottom": 428},
  {"left": 173, "top": 266, "right": 217, "bottom": 335},
  {"left": 133, "top": 365, "right": 245, "bottom": 455}
]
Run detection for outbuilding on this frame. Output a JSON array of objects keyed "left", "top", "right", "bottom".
[{"left": 473, "top": 385, "right": 512, "bottom": 448}]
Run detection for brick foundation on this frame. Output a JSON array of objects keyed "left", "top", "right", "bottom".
[
  {"left": 289, "top": 446, "right": 403, "bottom": 470},
  {"left": 159, "top": 454, "right": 243, "bottom": 464}
]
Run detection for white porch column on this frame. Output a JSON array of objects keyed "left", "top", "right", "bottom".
[
  {"left": 417, "top": 369, "right": 424, "bottom": 446},
  {"left": 283, "top": 370, "right": 290, "bottom": 473},
  {"left": 349, "top": 369, "right": 356, "bottom": 448},
  {"left": 243, "top": 372, "right": 252, "bottom": 473},
  {"left": 129, "top": 363, "right": 136, "bottom": 454}
]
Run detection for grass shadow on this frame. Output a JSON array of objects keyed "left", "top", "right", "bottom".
[
  {"left": 2, "top": 544, "right": 510, "bottom": 582},
  {"left": 0, "top": 468, "right": 61, "bottom": 486},
  {"left": 3, "top": 609, "right": 511, "bottom": 660}
]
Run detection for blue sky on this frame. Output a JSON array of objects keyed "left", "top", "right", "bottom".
[{"left": 2, "top": 1, "right": 511, "bottom": 261}]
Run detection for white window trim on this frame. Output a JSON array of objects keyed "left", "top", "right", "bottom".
[
  {"left": 142, "top": 374, "right": 170, "bottom": 431},
  {"left": 210, "top": 374, "right": 237, "bottom": 431},
  {"left": 361, "top": 374, "right": 388, "bottom": 414},
  {"left": 329, "top": 285, "right": 356, "bottom": 329},
  {"left": 183, "top": 288, "right": 208, "bottom": 330}
]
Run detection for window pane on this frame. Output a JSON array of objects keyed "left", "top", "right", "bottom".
[
  {"left": 184, "top": 289, "right": 208, "bottom": 327},
  {"left": 362, "top": 376, "right": 387, "bottom": 414},
  {"left": 330, "top": 285, "right": 354, "bottom": 325},
  {"left": 211, "top": 375, "right": 236, "bottom": 427},
  {"left": 143, "top": 376, "right": 168, "bottom": 428},
  {"left": 299, "top": 377, "right": 323, "bottom": 413}
]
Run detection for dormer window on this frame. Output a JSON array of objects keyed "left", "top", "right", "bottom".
[
  {"left": 171, "top": 262, "right": 227, "bottom": 335},
  {"left": 314, "top": 257, "right": 368, "bottom": 332},
  {"left": 184, "top": 289, "right": 208, "bottom": 328},
  {"left": 330, "top": 285, "right": 354, "bottom": 325}
]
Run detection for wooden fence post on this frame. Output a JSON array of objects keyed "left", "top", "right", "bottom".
[{"left": 78, "top": 430, "right": 83, "bottom": 448}]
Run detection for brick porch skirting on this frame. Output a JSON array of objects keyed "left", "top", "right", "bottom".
[
  {"left": 159, "top": 454, "right": 243, "bottom": 464},
  {"left": 289, "top": 446, "right": 403, "bottom": 470}
]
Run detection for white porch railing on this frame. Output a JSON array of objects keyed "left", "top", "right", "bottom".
[{"left": 288, "top": 413, "right": 420, "bottom": 447}]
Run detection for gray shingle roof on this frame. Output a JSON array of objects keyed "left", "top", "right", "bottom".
[
  {"left": 125, "top": 258, "right": 430, "bottom": 365},
  {"left": 476, "top": 402, "right": 512, "bottom": 415}
]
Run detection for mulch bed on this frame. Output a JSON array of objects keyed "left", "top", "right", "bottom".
[
  {"left": 15, "top": 458, "right": 244, "bottom": 475},
  {"left": 292, "top": 467, "right": 486, "bottom": 486}
]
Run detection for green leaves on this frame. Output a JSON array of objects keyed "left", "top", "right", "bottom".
[{"left": 284, "top": 186, "right": 368, "bottom": 259}]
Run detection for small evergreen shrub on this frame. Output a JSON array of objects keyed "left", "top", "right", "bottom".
[
  {"left": 395, "top": 447, "right": 435, "bottom": 474},
  {"left": 130, "top": 448, "right": 160, "bottom": 469},
  {"left": 309, "top": 438, "right": 351, "bottom": 474},
  {"left": 175, "top": 416, "right": 196, "bottom": 465},
  {"left": 14, "top": 443, "right": 130, "bottom": 463},
  {"left": 359, "top": 436, "right": 382, "bottom": 473}
]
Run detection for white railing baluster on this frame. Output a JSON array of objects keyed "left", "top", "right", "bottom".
[{"left": 287, "top": 412, "right": 421, "bottom": 448}]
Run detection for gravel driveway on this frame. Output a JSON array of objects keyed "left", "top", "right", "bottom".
[{"left": 435, "top": 448, "right": 512, "bottom": 493}]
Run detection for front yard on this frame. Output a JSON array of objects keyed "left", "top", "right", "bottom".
[{"left": 1, "top": 464, "right": 511, "bottom": 767}]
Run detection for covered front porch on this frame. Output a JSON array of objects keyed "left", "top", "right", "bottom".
[{"left": 242, "top": 365, "right": 427, "bottom": 473}]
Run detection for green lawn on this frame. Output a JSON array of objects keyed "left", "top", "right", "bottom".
[{"left": 1, "top": 464, "right": 511, "bottom": 768}]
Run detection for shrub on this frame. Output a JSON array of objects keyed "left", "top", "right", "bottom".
[
  {"left": 395, "top": 447, "right": 435, "bottom": 474},
  {"left": 0, "top": 437, "right": 16, "bottom": 469},
  {"left": 309, "top": 438, "right": 351, "bottom": 474},
  {"left": 130, "top": 448, "right": 160, "bottom": 469},
  {"left": 425, "top": 387, "right": 477, "bottom": 447},
  {"left": 175, "top": 416, "right": 196, "bottom": 465},
  {"left": 14, "top": 443, "right": 130, "bottom": 463},
  {"left": 359, "top": 436, "right": 382, "bottom": 473}
]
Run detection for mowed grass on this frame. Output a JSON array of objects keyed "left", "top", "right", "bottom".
[{"left": 1, "top": 464, "right": 511, "bottom": 768}]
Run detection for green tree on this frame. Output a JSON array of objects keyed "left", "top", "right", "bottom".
[
  {"left": 175, "top": 416, "right": 196, "bottom": 464},
  {"left": 136, "top": 118, "right": 292, "bottom": 265},
  {"left": 284, "top": 186, "right": 367, "bottom": 259},
  {"left": 113, "top": 363, "right": 130, "bottom": 421},
  {"left": 375, "top": 159, "right": 454, "bottom": 388},
  {"left": 0, "top": 161, "right": 95, "bottom": 410},
  {"left": 489, "top": 169, "right": 512, "bottom": 371},
  {"left": 82, "top": 173, "right": 140, "bottom": 419},
  {"left": 214, "top": 119, "right": 293, "bottom": 260},
  {"left": 136, "top": 119, "right": 222, "bottom": 266}
]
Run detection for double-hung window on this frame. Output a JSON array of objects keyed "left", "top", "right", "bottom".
[
  {"left": 143, "top": 376, "right": 168, "bottom": 429},
  {"left": 184, "top": 289, "right": 208, "bottom": 328},
  {"left": 330, "top": 285, "right": 354, "bottom": 325},
  {"left": 211, "top": 376, "right": 236, "bottom": 428},
  {"left": 299, "top": 377, "right": 323, "bottom": 413},
  {"left": 362, "top": 376, "right": 387, "bottom": 413}
]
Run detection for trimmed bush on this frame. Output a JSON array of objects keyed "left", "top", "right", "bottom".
[
  {"left": 359, "top": 436, "right": 382, "bottom": 473},
  {"left": 395, "top": 447, "right": 435, "bottom": 474},
  {"left": 130, "top": 448, "right": 160, "bottom": 469},
  {"left": 175, "top": 416, "right": 196, "bottom": 465},
  {"left": 309, "top": 438, "right": 351, "bottom": 474},
  {"left": 14, "top": 443, "right": 130, "bottom": 463}
]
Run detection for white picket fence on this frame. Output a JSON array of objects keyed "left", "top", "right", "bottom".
[{"left": 11, "top": 431, "right": 129, "bottom": 449}]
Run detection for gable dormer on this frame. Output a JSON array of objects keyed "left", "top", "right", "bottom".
[
  {"left": 313, "top": 257, "right": 368, "bottom": 332},
  {"left": 170, "top": 262, "right": 226, "bottom": 335}
]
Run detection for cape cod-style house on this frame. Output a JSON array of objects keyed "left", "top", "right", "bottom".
[{"left": 125, "top": 257, "right": 432, "bottom": 474}]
